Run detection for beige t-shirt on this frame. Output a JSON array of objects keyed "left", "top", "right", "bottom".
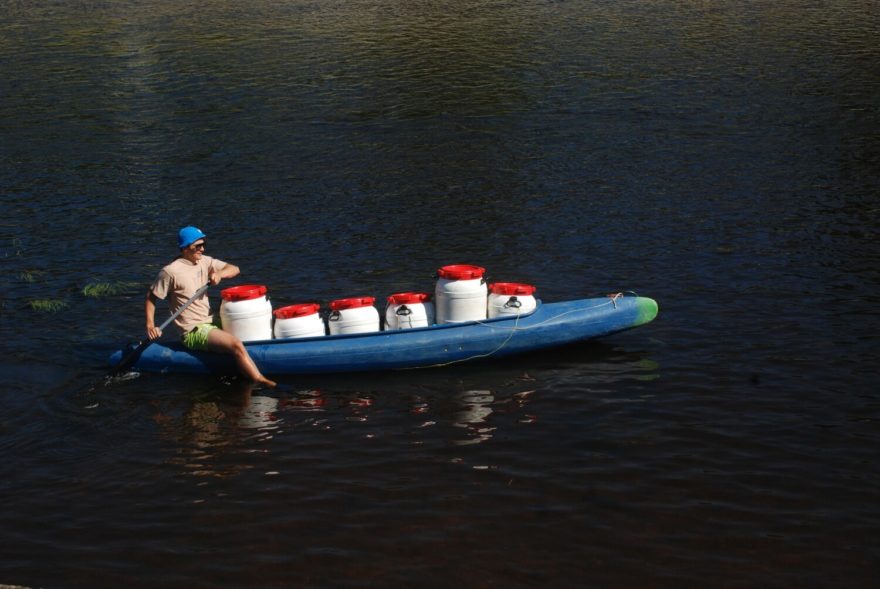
[{"left": 150, "top": 255, "right": 226, "bottom": 335}]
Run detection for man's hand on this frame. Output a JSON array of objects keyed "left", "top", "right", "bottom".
[
  {"left": 147, "top": 325, "right": 162, "bottom": 341},
  {"left": 209, "top": 266, "right": 222, "bottom": 286},
  {"left": 145, "top": 292, "right": 162, "bottom": 341}
]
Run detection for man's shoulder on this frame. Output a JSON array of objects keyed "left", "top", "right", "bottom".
[
  {"left": 199, "top": 255, "right": 219, "bottom": 270},
  {"left": 164, "top": 256, "right": 216, "bottom": 268},
  {"left": 160, "top": 257, "right": 185, "bottom": 273},
  {"left": 161, "top": 257, "right": 200, "bottom": 276}
]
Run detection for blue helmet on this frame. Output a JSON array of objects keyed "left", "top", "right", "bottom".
[{"left": 178, "top": 226, "right": 207, "bottom": 249}]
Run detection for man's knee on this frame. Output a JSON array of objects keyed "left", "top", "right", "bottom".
[
  {"left": 230, "top": 338, "right": 247, "bottom": 356},
  {"left": 207, "top": 328, "right": 245, "bottom": 354}
]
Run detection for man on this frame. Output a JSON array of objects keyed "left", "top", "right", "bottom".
[{"left": 145, "top": 226, "right": 276, "bottom": 388}]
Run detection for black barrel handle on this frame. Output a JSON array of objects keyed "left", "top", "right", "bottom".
[{"left": 504, "top": 296, "right": 522, "bottom": 309}]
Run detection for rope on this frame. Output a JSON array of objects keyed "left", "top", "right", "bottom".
[
  {"left": 607, "top": 292, "right": 623, "bottom": 308},
  {"left": 408, "top": 312, "right": 523, "bottom": 369},
  {"left": 404, "top": 293, "right": 634, "bottom": 369},
  {"left": 466, "top": 295, "right": 620, "bottom": 331}
]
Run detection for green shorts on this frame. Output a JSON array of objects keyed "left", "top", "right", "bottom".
[{"left": 182, "top": 322, "right": 219, "bottom": 350}]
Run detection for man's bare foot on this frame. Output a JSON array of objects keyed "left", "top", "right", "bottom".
[{"left": 258, "top": 377, "right": 277, "bottom": 388}]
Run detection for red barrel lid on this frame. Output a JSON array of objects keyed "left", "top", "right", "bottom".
[
  {"left": 489, "top": 282, "right": 536, "bottom": 296},
  {"left": 221, "top": 284, "right": 267, "bottom": 302},
  {"left": 274, "top": 303, "right": 320, "bottom": 319},
  {"left": 330, "top": 296, "right": 375, "bottom": 311},
  {"left": 387, "top": 292, "right": 432, "bottom": 305},
  {"left": 437, "top": 264, "right": 485, "bottom": 280}
]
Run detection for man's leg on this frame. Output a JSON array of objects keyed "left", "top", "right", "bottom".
[{"left": 206, "top": 328, "right": 276, "bottom": 387}]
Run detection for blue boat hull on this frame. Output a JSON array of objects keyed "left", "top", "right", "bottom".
[{"left": 109, "top": 295, "right": 658, "bottom": 375}]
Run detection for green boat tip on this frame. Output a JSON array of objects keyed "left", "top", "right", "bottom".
[{"left": 635, "top": 297, "right": 659, "bottom": 325}]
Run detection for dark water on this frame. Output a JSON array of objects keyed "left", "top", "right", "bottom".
[{"left": 2, "top": 0, "right": 878, "bottom": 586}]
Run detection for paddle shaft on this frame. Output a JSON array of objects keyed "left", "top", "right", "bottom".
[{"left": 112, "top": 283, "right": 210, "bottom": 374}]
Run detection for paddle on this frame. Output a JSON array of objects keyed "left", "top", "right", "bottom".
[{"left": 111, "top": 283, "right": 210, "bottom": 376}]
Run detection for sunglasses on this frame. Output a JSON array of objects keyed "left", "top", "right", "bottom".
[{"left": 191, "top": 242, "right": 206, "bottom": 250}]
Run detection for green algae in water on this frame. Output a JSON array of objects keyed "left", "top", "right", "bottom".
[
  {"left": 82, "top": 281, "right": 140, "bottom": 297},
  {"left": 29, "top": 299, "right": 68, "bottom": 313},
  {"left": 20, "top": 270, "right": 46, "bottom": 283}
]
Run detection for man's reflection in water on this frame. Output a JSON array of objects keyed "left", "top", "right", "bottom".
[
  {"left": 157, "top": 379, "right": 280, "bottom": 478},
  {"left": 238, "top": 392, "right": 280, "bottom": 430}
]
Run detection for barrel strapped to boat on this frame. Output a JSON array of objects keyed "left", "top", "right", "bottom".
[
  {"left": 488, "top": 282, "right": 537, "bottom": 318},
  {"left": 273, "top": 303, "right": 325, "bottom": 339},
  {"left": 386, "top": 292, "right": 435, "bottom": 330},
  {"left": 328, "top": 296, "right": 380, "bottom": 335},
  {"left": 220, "top": 284, "right": 273, "bottom": 341},
  {"left": 435, "top": 264, "right": 488, "bottom": 324}
]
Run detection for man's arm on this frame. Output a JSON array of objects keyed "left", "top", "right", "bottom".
[
  {"left": 209, "top": 262, "right": 240, "bottom": 285},
  {"left": 145, "top": 291, "right": 163, "bottom": 340}
]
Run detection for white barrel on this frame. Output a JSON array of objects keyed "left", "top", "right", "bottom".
[
  {"left": 273, "top": 303, "right": 326, "bottom": 339},
  {"left": 488, "top": 283, "right": 537, "bottom": 318},
  {"left": 328, "top": 296, "right": 380, "bottom": 335},
  {"left": 435, "top": 264, "right": 488, "bottom": 324},
  {"left": 219, "top": 284, "right": 273, "bottom": 342},
  {"left": 385, "top": 292, "right": 435, "bottom": 330}
]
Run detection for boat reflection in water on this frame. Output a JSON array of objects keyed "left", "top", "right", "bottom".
[
  {"left": 452, "top": 390, "right": 496, "bottom": 446},
  {"left": 153, "top": 377, "right": 543, "bottom": 481}
]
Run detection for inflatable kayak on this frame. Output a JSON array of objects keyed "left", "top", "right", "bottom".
[{"left": 109, "top": 294, "right": 658, "bottom": 376}]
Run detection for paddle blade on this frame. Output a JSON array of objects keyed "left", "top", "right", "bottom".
[{"left": 110, "top": 340, "right": 149, "bottom": 376}]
